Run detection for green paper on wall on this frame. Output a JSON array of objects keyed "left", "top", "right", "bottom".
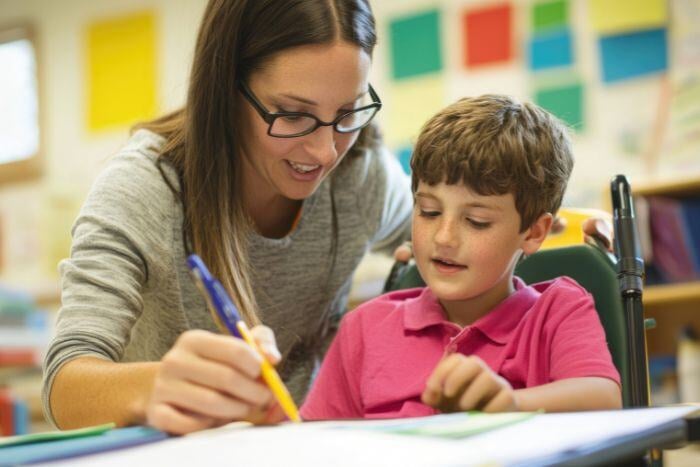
[
  {"left": 535, "top": 83, "right": 584, "bottom": 131},
  {"left": 533, "top": 0, "right": 568, "bottom": 32},
  {"left": 389, "top": 9, "right": 443, "bottom": 80}
]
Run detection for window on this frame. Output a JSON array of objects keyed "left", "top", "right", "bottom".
[{"left": 0, "top": 25, "right": 41, "bottom": 183}]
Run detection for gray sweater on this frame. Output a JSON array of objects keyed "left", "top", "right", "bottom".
[{"left": 42, "top": 130, "right": 412, "bottom": 426}]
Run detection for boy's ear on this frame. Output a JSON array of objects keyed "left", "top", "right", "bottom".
[{"left": 522, "top": 212, "right": 554, "bottom": 256}]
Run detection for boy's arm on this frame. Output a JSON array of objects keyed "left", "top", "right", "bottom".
[
  {"left": 515, "top": 377, "right": 621, "bottom": 412},
  {"left": 514, "top": 280, "right": 622, "bottom": 412}
]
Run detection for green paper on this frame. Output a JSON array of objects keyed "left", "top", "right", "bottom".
[
  {"left": 0, "top": 422, "right": 115, "bottom": 448},
  {"left": 358, "top": 412, "right": 536, "bottom": 439},
  {"left": 389, "top": 9, "right": 443, "bottom": 80},
  {"left": 535, "top": 82, "right": 584, "bottom": 131},
  {"left": 533, "top": 0, "right": 569, "bottom": 32}
]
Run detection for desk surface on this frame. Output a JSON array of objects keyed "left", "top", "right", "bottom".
[{"left": 37, "top": 406, "right": 699, "bottom": 467}]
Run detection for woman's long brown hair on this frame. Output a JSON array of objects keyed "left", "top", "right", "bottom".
[{"left": 136, "top": 0, "right": 379, "bottom": 327}]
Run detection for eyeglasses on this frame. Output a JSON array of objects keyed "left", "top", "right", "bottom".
[{"left": 238, "top": 81, "right": 382, "bottom": 138}]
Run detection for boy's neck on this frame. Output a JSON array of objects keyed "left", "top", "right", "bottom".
[{"left": 439, "top": 274, "right": 516, "bottom": 328}]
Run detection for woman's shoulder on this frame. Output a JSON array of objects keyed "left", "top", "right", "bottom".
[
  {"left": 83, "top": 129, "right": 181, "bottom": 220},
  {"left": 110, "top": 129, "right": 175, "bottom": 181}
]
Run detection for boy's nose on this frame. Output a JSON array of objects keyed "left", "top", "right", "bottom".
[
  {"left": 302, "top": 125, "right": 338, "bottom": 167},
  {"left": 434, "top": 218, "right": 459, "bottom": 248}
]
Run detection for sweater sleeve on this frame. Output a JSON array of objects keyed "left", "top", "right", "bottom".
[{"left": 41, "top": 137, "right": 178, "bottom": 427}]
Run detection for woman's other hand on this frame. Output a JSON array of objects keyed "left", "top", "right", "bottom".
[
  {"left": 551, "top": 211, "right": 614, "bottom": 252},
  {"left": 393, "top": 241, "right": 413, "bottom": 263}
]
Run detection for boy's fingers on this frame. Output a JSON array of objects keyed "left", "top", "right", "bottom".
[
  {"left": 457, "top": 370, "right": 500, "bottom": 411},
  {"left": 423, "top": 355, "right": 462, "bottom": 407},
  {"left": 250, "top": 325, "right": 282, "bottom": 364},
  {"left": 442, "top": 358, "right": 481, "bottom": 398},
  {"left": 425, "top": 354, "right": 462, "bottom": 392}
]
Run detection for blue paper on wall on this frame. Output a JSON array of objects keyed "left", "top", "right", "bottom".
[
  {"left": 529, "top": 29, "right": 573, "bottom": 70},
  {"left": 599, "top": 28, "right": 667, "bottom": 83},
  {"left": 396, "top": 146, "right": 413, "bottom": 175}
]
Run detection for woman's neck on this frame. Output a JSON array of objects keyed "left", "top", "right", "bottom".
[{"left": 244, "top": 189, "right": 302, "bottom": 239}]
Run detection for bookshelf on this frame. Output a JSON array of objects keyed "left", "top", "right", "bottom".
[
  {"left": 644, "top": 281, "right": 700, "bottom": 306},
  {"left": 629, "top": 176, "right": 700, "bottom": 357}
]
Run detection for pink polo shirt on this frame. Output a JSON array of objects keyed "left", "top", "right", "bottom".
[{"left": 301, "top": 276, "right": 620, "bottom": 420}]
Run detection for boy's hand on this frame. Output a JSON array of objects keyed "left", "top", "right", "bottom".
[{"left": 421, "top": 354, "right": 518, "bottom": 413}]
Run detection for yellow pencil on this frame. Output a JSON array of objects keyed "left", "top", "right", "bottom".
[
  {"left": 187, "top": 254, "right": 301, "bottom": 423},
  {"left": 236, "top": 321, "right": 301, "bottom": 423}
]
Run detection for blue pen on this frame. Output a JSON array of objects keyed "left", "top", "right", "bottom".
[
  {"left": 186, "top": 254, "right": 301, "bottom": 422},
  {"left": 186, "top": 254, "right": 242, "bottom": 338}
]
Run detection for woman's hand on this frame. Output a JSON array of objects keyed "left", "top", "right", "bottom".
[
  {"left": 551, "top": 213, "right": 614, "bottom": 252},
  {"left": 393, "top": 241, "right": 413, "bottom": 263},
  {"left": 582, "top": 216, "right": 613, "bottom": 251},
  {"left": 145, "top": 326, "right": 284, "bottom": 434},
  {"left": 421, "top": 354, "right": 518, "bottom": 413}
]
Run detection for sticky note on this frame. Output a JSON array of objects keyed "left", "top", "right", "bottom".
[
  {"left": 389, "top": 10, "right": 443, "bottom": 80},
  {"left": 396, "top": 146, "right": 413, "bottom": 175},
  {"left": 529, "top": 29, "right": 573, "bottom": 70},
  {"left": 534, "top": 82, "right": 584, "bottom": 131},
  {"left": 385, "top": 75, "right": 445, "bottom": 147},
  {"left": 86, "top": 11, "right": 158, "bottom": 131},
  {"left": 589, "top": 0, "right": 667, "bottom": 34},
  {"left": 463, "top": 3, "right": 513, "bottom": 68},
  {"left": 533, "top": 0, "right": 569, "bottom": 32},
  {"left": 599, "top": 28, "right": 668, "bottom": 83}
]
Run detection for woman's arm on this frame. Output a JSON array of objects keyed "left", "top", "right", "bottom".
[
  {"left": 50, "top": 328, "right": 283, "bottom": 434},
  {"left": 50, "top": 357, "right": 159, "bottom": 429},
  {"left": 515, "top": 377, "right": 622, "bottom": 412}
]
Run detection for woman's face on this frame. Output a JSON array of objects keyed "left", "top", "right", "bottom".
[{"left": 239, "top": 41, "right": 372, "bottom": 202}]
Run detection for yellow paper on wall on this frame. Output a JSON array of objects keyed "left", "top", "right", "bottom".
[
  {"left": 589, "top": 0, "right": 667, "bottom": 35},
  {"left": 86, "top": 11, "right": 157, "bottom": 132},
  {"left": 385, "top": 75, "right": 445, "bottom": 147}
]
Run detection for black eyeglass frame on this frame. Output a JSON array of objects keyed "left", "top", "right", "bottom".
[{"left": 238, "top": 81, "right": 382, "bottom": 138}]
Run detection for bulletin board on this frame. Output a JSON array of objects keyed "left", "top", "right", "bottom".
[{"left": 371, "top": 0, "right": 700, "bottom": 208}]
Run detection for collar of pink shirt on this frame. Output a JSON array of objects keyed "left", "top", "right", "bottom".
[{"left": 402, "top": 276, "right": 541, "bottom": 342}]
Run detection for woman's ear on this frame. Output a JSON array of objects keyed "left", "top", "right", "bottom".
[{"left": 522, "top": 212, "right": 553, "bottom": 256}]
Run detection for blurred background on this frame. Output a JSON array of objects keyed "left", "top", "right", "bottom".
[{"left": 0, "top": 0, "right": 698, "bottom": 449}]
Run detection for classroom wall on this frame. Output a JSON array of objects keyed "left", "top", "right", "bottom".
[
  {"left": 370, "top": 0, "right": 699, "bottom": 206},
  {"left": 0, "top": 0, "right": 698, "bottom": 296},
  {"left": 0, "top": 0, "right": 208, "bottom": 290}
]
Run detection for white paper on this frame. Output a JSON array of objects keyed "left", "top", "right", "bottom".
[{"left": 40, "top": 406, "right": 699, "bottom": 467}]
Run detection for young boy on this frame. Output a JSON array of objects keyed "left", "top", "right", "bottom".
[{"left": 301, "top": 95, "right": 622, "bottom": 420}]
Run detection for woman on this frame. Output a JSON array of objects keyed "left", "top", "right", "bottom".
[
  {"left": 45, "top": 0, "right": 412, "bottom": 435},
  {"left": 44, "top": 0, "right": 609, "bottom": 435}
]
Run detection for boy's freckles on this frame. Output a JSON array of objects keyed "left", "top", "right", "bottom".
[{"left": 411, "top": 181, "right": 527, "bottom": 323}]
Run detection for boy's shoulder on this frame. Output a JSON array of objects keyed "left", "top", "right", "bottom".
[
  {"left": 530, "top": 275, "right": 591, "bottom": 300},
  {"left": 527, "top": 276, "right": 597, "bottom": 320},
  {"left": 341, "top": 287, "right": 429, "bottom": 331}
]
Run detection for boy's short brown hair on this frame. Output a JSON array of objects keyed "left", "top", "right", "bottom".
[{"left": 411, "top": 94, "right": 574, "bottom": 232}]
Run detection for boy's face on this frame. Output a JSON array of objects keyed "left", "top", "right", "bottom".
[{"left": 412, "top": 181, "right": 547, "bottom": 307}]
